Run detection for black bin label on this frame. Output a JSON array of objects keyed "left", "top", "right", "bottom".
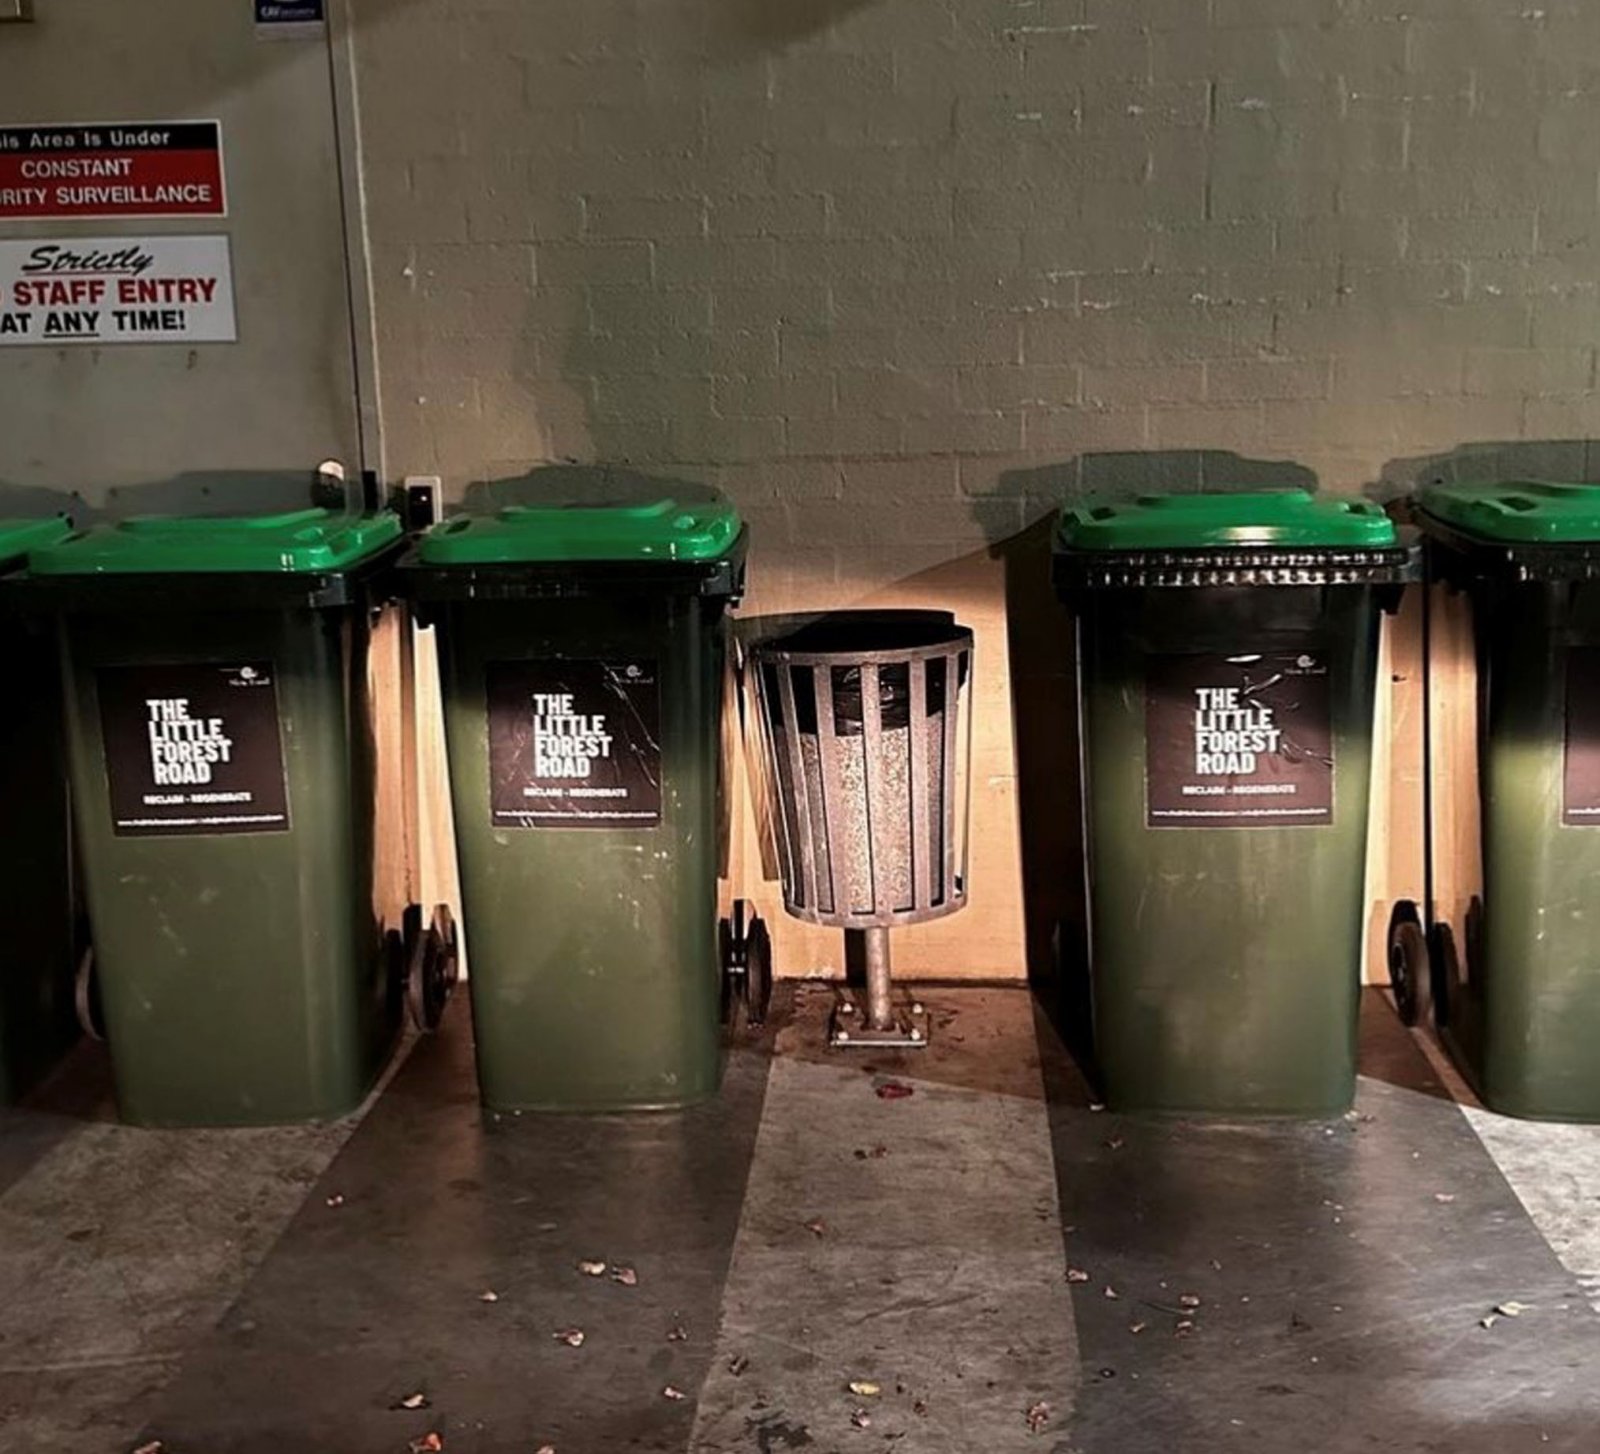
[
  {"left": 1563, "top": 645, "right": 1600, "bottom": 825},
  {"left": 487, "top": 658, "right": 662, "bottom": 828},
  {"left": 98, "top": 662, "right": 290, "bottom": 837},
  {"left": 1145, "top": 650, "right": 1334, "bottom": 829}
]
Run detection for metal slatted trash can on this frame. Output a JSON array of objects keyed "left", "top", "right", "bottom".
[
  {"left": 752, "top": 612, "right": 973, "bottom": 1047},
  {"left": 0, "top": 517, "right": 80, "bottom": 1101}
]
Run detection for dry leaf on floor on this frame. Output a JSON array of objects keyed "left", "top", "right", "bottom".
[
  {"left": 1176, "top": 1319, "right": 1195, "bottom": 1338},
  {"left": 1103, "top": 1287, "right": 1120, "bottom": 1300},
  {"left": 325, "top": 1194, "right": 345, "bottom": 1208},
  {"left": 667, "top": 1325, "right": 688, "bottom": 1342},
  {"left": 848, "top": 1381, "right": 880, "bottom": 1397},
  {"left": 1129, "top": 1321, "right": 1148, "bottom": 1334},
  {"left": 850, "top": 1409, "right": 872, "bottom": 1429},
  {"left": 611, "top": 1265, "right": 639, "bottom": 1287},
  {"left": 577, "top": 1260, "right": 606, "bottom": 1277},
  {"left": 391, "top": 1392, "right": 430, "bottom": 1410},
  {"left": 1498, "top": 1301, "right": 1532, "bottom": 1316},
  {"left": 478, "top": 1290, "right": 499, "bottom": 1303},
  {"left": 554, "top": 1327, "right": 586, "bottom": 1347},
  {"left": 875, "top": 1081, "right": 914, "bottom": 1100},
  {"left": 1025, "top": 1400, "right": 1051, "bottom": 1433},
  {"left": 1066, "top": 1267, "right": 1090, "bottom": 1284},
  {"left": 408, "top": 1437, "right": 444, "bottom": 1454},
  {"left": 1178, "top": 1294, "right": 1202, "bottom": 1309},
  {"left": 727, "top": 1354, "right": 749, "bottom": 1376},
  {"left": 131, "top": 1443, "right": 163, "bottom": 1454},
  {"left": 663, "top": 1386, "right": 686, "bottom": 1401},
  {"left": 803, "top": 1217, "right": 828, "bottom": 1237}
]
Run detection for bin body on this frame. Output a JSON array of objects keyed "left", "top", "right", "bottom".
[
  {"left": 1056, "top": 491, "right": 1409, "bottom": 1115},
  {"left": 29, "top": 510, "right": 403, "bottom": 1127},
  {"left": 0, "top": 518, "right": 79, "bottom": 1101},
  {"left": 1420, "top": 482, "right": 1600, "bottom": 1120},
  {"left": 407, "top": 495, "right": 744, "bottom": 1112}
]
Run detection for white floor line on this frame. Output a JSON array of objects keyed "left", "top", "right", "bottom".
[{"left": 688, "top": 1010, "right": 1078, "bottom": 1452}]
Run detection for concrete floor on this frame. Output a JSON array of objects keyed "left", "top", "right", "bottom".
[{"left": 2, "top": 987, "right": 1599, "bottom": 1452}]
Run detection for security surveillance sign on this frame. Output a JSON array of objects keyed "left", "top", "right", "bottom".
[
  {"left": 0, "top": 121, "right": 224, "bottom": 220},
  {"left": 98, "top": 663, "right": 290, "bottom": 836},
  {"left": 487, "top": 659, "right": 662, "bottom": 827},
  {"left": 1145, "top": 650, "right": 1334, "bottom": 829},
  {"left": 0, "top": 235, "right": 237, "bottom": 345}
]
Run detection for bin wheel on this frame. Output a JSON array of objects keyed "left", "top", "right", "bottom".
[
  {"left": 718, "top": 915, "right": 738, "bottom": 1026},
  {"left": 74, "top": 945, "right": 105, "bottom": 1042},
  {"left": 407, "top": 904, "right": 459, "bottom": 1034},
  {"left": 1388, "top": 901, "right": 1432, "bottom": 1029},
  {"left": 744, "top": 916, "right": 773, "bottom": 1028}
]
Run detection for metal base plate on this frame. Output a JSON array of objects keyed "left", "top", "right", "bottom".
[{"left": 829, "top": 993, "right": 930, "bottom": 1049}]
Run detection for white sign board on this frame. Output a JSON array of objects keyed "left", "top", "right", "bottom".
[{"left": 0, "top": 234, "right": 237, "bottom": 345}]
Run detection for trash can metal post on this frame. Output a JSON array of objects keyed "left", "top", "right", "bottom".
[{"left": 751, "top": 615, "right": 974, "bottom": 1048}]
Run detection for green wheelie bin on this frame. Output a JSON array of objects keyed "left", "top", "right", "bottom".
[
  {"left": 1054, "top": 490, "right": 1413, "bottom": 1115},
  {"left": 0, "top": 517, "right": 80, "bottom": 1102},
  {"left": 1408, "top": 481, "right": 1600, "bottom": 1121},
  {"left": 24, "top": 508, "right": 409, "bottom": 1127},
  {"left": 401, "top": 491, "right": 746, "bottom": 1112}
]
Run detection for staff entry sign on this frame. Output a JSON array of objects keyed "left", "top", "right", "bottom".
[{"left": 0, "top": 235, "right": 237, "bottom": 346}]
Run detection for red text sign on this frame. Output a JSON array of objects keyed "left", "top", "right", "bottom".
[{"left": 0, "top": 121, "right": 225, "bottom": 221}]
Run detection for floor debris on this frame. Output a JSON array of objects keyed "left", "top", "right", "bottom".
[
  {"left": 554, "top": 1327, "right": 585, "bottom": 1347},
  {"left": 803, "top": 1217, "right": 828, "bottom": 1237},
  {"left": 576, "top": 1260, "right": 606, "bottom": 1277},
  {"left": 1066, "top": 1266, "right": 1090, "bottom": 1283},
  {"left": 391, "top": 1392, "right": 430, "bottom": 1411},
  {"left": 667, "top": 1325, "right": 688, "bottom": 1342},
  {"left": 875, "top": 1081, "right": 915, "bottom": 1100},
  {"left": 1025, "top": 1400, "right": 1050, "bottom": 1433},
  {"left": 610, "top": 1265, "right": 639, "bottom": 1286},
  {"left": 728, "top": 1354, "right": 749, "bottom": 1376},
  {"left": 407, "top": 1436, "right": 443, "bottom": 1454},
  {"left": 477, "top": 1290, "right": 498, "bottom": 1303},
  {"left": 848, "top": 1380, "right": 880, "bottom": 1397},
  {"left": 663, "top": 1385, "right": 686, "bottom": 1401},
  {"left": 850, "top": 1408, "right": 872, "bottom": 1428},
  {"left": 324, "top": 1194, "right": 345, "bottom": 1209}
]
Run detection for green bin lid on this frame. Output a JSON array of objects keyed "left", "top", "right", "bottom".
[
  {"left": 1417, "top": 480, "right": 1600, "bottom": 544},
  {"left": 28, "top": 508, "right": 402, "bottom": 575},
  {"left": 417, "top": 496, "right": 742, "bottom": 566},
  {"left": 1057, "top": 489, "right": 1396, "bottom": 551},
  {"left": 0, "top": 516, "right": 71, "bottom": 568}
]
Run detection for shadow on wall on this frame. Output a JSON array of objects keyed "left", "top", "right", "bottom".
[
  {"left": 0, "top": 481, "right": 86, "bottom": 524},
  {"left": 457, "top": 463, "right": 723, "bottom": 515},
  {"left": 91, "top": 469, "right": 362, "bottom": 521},
  {"left": 713, "top": 0, "right": 882, "bottom": 52},
  {"left": 1373, "top": 438, "right": 1600, "bottom": 507},
  {"left": 0, "top": 470, "right": 359, "bottom": 527},
  {"left": 984, "top": 451, "right": 1324, "bottom": 1062}
]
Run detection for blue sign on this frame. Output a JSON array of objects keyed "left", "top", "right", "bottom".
[{"left": 255, "top": 0, "right": 325, "bottom": 24}]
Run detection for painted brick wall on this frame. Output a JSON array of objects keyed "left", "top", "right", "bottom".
[{"left": 354, "top": 0, "right": 1600, "bottom": 980}]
